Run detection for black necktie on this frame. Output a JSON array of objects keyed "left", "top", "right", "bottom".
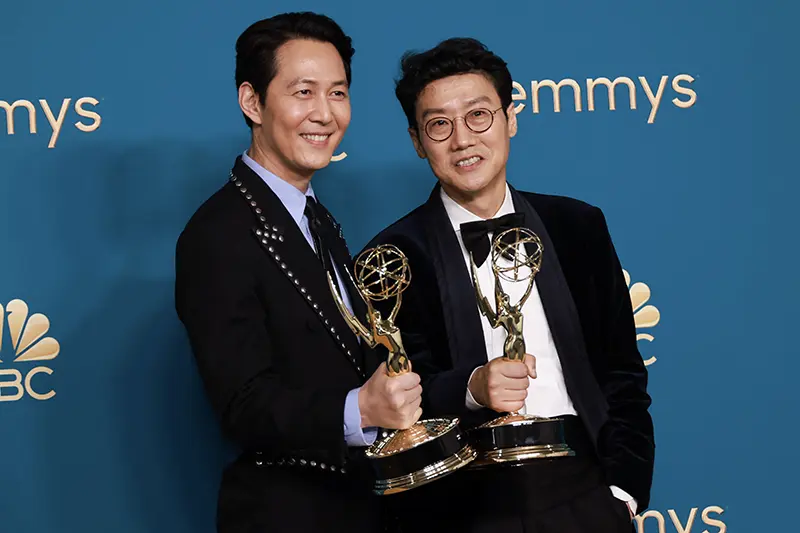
[
  {"left": 460, "top": 212, "right": 525, "bottom": 267},
  {"left": 304, "top": 196, "right": 341, "bottom": 292}
]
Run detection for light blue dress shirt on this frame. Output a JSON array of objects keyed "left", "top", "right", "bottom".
[{"left": 242, "top": 152, "right": 377, "bottom": 447}]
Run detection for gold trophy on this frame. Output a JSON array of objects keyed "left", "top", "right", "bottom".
[
  {"left": 467, "top": 228, "right": 575, "bottom": 465},
  {"left": 327, "top": 244, "right": 477, "bottom": 495}
]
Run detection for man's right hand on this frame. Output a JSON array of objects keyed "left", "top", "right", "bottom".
[
  {"left": 467, "top": 354, "right": 536, "bottom": 412},
  {"left": 359, "top": 362, "right": 423, "bottom": 429}
]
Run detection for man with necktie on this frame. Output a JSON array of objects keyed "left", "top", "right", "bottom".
[
  {"left": 364, "top": 37, "right": 655, "bottom": 533},
  {"left": 174, "top": 12, "right": 422, "bottom": 533}
]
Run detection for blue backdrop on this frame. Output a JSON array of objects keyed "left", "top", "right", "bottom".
[{"left": 2, "top": 1, "right": 797, "bottom": 532}]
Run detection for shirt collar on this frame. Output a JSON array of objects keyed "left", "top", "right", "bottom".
[
  {"left": 440, "top": 182, "right": 515, "bottom": 232},
  {"left": 242, "top": 150, "right": 316, "bottom": 226}
]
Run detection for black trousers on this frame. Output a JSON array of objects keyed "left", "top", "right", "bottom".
[{"left": 384, "top": 454, "right": 635, "bottom": 533}]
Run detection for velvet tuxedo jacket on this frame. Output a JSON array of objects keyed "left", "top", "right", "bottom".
[{"left": 365, "top": 184, "right": 655, "bottom": 510}]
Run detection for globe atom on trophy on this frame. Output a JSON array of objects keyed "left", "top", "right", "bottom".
[
  {"left": 327, "top": 244, "right": 477, "bottom": 495},
  {"left": 467, "top": 227, "right": 575, "bottom": 466}
]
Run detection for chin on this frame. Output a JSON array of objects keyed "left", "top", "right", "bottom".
[
  {"left": 451, "top": 175, "right": 495, "bottom": 196},
  {"left": 299, "top": 153, "right": 335, "bottom": 171}
]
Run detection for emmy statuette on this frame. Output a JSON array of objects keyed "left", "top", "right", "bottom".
[
  {"left": 467, "top": 228, "right": 575, "bottom": 466},
  {"left": 327, "top": 244, "right": 477, "bottom": 494}
]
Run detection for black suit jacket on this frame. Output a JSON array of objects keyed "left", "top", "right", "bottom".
[
  {"left": 365, "top": 184, "right": 655, "bottom": 510},
  {"left": 175, "top": 157, "right": 383, "bottom": 533}
]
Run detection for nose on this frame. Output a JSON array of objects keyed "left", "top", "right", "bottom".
[
  {"left": 309, "top": 94, "right": 333, "bottom": 125},
  {"left": 450, "top": 117, "right": 476, "bottom": 150}
]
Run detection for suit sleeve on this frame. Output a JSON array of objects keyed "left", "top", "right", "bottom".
[
  {"left": 591, "top": 207, "right": 656, "bottom": 510},
  {"left": 174, "top": 227, "right": 349, "bottom": 458}
]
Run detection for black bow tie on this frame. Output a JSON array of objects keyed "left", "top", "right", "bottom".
[{"left": 460, "top": 212, "right": 525, "bottom": 267}]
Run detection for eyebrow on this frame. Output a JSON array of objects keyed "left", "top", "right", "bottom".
[
  {"left": 287, "top": 77, "right": 348, "bottom": 88},
  {"left": 420, "top": 95, "right": 494, "bottom": 120}
]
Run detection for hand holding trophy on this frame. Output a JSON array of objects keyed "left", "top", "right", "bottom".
[
  {"left": 327, "top": 244, "right": 477, "bottom": 495},
  {"left": 467, "top": 228, "right": 575, "bottom": 465}
]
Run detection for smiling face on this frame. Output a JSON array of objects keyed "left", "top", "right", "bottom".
[
  {"left": 410, "top": 72, "right": 517, "bottom": 208},
  {"left": 239, "top": 38, "right": 350, "bottom": 184}
]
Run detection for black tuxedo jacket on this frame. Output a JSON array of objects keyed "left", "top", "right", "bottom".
[
  {"left": 365, "top": 184, "right": 655, "bottom": 510},
  {"left": 174, "top": 157, "right": 383, "bottom": 533}
]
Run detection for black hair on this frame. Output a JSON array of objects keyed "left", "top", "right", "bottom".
[
  {"left": 235, "top": 12, "right": 355, "bottom": 127},
  {"left": 395, "top": 37, "right": 512, "bottom": 129}
]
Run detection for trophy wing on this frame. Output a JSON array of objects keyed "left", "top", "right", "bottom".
[
  {"left": 469, "top": 252, "right": 497, "bottom": 324},
  {"left": 327, "top": 272, "right": 374, "bottom": 343}
]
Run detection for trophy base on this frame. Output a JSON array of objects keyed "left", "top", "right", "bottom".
[
  {"left": 467, "top": 413, "right": 575, "bottom": 468},
  {"left": 365, "top": 417, "right": 477, "bottom": 496}
]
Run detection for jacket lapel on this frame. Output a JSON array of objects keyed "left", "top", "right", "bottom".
[
  {"left": 316, "top": 201, "right": 380, "bottom": 376},
  {"left": 422, "top": 185, "right": 489, "bottom": 370},
  {"left": 229, "top": 157, "right": 367, "bottom": 381},
  {"left": 509, "top": 185, "right": 608, "bottom": 442}
]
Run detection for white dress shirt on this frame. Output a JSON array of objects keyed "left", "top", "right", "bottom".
[{"left": 440, "top": 184, "right": 637, "bottom": 515}]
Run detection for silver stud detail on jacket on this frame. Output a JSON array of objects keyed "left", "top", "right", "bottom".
[
  {"left": 253, "top": 455, "right": 346, "bottom": 474},
  {"left": 233, "top": 171, "right": 364, "bottom": 380}
]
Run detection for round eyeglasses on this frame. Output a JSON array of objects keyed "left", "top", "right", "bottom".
[{"left": 424, "top": 107, "right": 504, "bottom": 142}]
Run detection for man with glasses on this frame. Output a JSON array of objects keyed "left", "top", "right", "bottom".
[{"left": 364, "top": 38, "right": 654, "bottom": 533}]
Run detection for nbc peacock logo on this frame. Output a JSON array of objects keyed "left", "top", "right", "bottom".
[
  {"left": 0, "top": 299, "right": 60, "bottom": 402},
  {"left": 624, "top": 271, "right": 661, "bottom": 366}
]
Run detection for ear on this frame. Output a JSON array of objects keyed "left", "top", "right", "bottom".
[
  {"left": 238, "top": 82, "right": 263, "bottom": 126},
  {"left": 409, "top": 127, "right": 427, "bottom": 159},
  {"left": 506, "top": 102, "right": 518, "bottom": 138}
]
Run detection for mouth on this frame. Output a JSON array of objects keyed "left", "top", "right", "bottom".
[
  {"left": 300, "top": 133, "right": 333, "bottom": 146},
  {"left": 455, "top": 155, "right": 483, "bottom": 170}
]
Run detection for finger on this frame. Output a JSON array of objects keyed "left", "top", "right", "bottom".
[
  {"left": 406, "top": 395, "right": 422, "bottom": 413},
  {"left": 411, "top": 407, "right": 423, "bottom": 424},
  {"left": 396, "top": 386, "right": 422, "bottom": 409},
  {"left": 394, "top": 372, "right": 421, "bottom": 390},
  {"left": 498, "top": 401, "right": 525, "bottom": 412},
  {"left": 502, "top": 376, "right": 531, "bottom": 391},
  {"left": 499, "top": 360, "right": 530, "bottom": 379},
  {"left": 404, "top": 384, "right": 423, "bottom": 403},
  {"left": 498, "top": 389, "right": 527, "bottom": 402},
  {"left": 524, "top": 354, "right": 537, "bottom": 379}
]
